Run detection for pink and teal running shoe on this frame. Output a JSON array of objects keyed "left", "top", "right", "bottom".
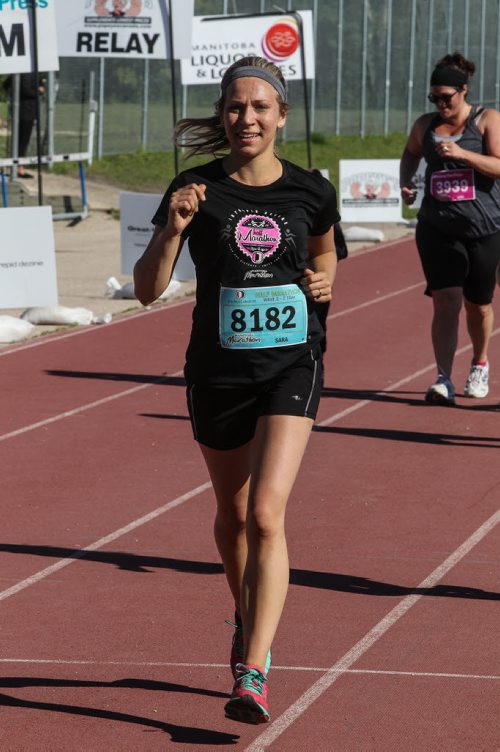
[{"left": 225, "top": 662, "right": 270, "bottom": 724}]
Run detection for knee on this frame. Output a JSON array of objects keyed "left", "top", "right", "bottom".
[
  {"left": 464, "top": 299, "right": 492, "bottom": 321},
  {"left": 433, "top": 290, "right": 462, "bottom": 317},
  {"left": 248, "top": 498, "right": 286, "bottom": 541},
  {"left": 215, "top": 505, "right": 246, "bottom": 535}
]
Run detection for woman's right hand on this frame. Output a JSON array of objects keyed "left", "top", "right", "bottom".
[
  {"left": 166, "top": 183, "right": 206, "bottom": 236},
  {"left": 401, "top": 185, "right": 417, "bottom": 205}
]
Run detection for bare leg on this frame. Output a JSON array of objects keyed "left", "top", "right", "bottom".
[
  {"left": 242, "top": 414, "right": 314, "bottom": 671},
  {"left": 200, "top": 442, "right": 251, "bottom": 608},
  {"left": 430, "top": 287, "right": 463, "bottom": 378},
  {"left": 464, "top": 298, "right": 494, "bottom": 363}
]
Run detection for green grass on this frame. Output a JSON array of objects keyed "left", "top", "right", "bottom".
[{"left": 55, "top": 132, "right": 409, "bottom": 192}]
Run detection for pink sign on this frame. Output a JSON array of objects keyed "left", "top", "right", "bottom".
[{"left": 430, "top": 168, "right": 475, "bottom": 202}]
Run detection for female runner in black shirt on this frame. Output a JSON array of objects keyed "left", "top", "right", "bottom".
[{"left": 134, "top": 56, "right": 339, "bottom": 724}]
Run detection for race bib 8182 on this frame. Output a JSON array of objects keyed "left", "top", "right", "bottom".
[{"left": 219, "top": 284, "right": 308, "bottom": 349}]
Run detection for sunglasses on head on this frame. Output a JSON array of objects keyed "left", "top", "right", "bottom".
[{"left": 427, "top": 90, "right": 459, "bottom": 105}]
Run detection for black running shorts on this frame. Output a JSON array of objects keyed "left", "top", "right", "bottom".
[
  {"left": 186, "top": 346, "right": 322, "bottom": 450},
  {"left": 416, "top": 220, "right": 500, "bottom": 304}
]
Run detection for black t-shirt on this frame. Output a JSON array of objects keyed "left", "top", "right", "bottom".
[{"left": 152, "top": 158, "right": 340, "bottom": 385}]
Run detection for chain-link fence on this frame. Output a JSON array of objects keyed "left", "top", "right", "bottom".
[{"left": 2, "top": 0, "right": 500, "bottom": 160}]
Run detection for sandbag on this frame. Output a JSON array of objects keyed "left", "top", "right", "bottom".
[
  {"left": 20, "top": 306, "right": 112, "bottom": 326},
  {"left": 0, "top": 315, "right": 34, "bottom": 343},
  {"left": 106, "top": 276, "right": 182, "bottom": 300},
  {"left": 343, "top": 226, "right": 385, "bottom": 242}
]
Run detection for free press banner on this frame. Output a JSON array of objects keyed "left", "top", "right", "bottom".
[
  {"left": 339, "top": 159, "right": 402, "bottom": 222},
  {"left": 0, "top": 0, "right": 59, "bottom": 74},
  {"left": 181, "top": 11, "right": 315, "bottom": 86},
  {"left": 55, "top": 0, "right": 193, "bottom": 60}
]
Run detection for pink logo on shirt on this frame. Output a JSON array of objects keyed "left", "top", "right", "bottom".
[{"left": 235, "top": 214, "right": 282, "bottom": 265}]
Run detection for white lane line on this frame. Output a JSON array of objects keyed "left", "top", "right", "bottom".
[
  {"left": 0, "top": 370, "right": 184, "bottom": 443},
  {"left": 348, "top": 234, "right": 415, "bottom": 258},
  {"left": 0, "top": 297, "right": 194, "bottom": 358},
  {"left": 0, "top": 660, "right": 499, "bottom": 683},
  {"left": 327, "top": 282, "right": 424, "bottom": 321},
  {"left": 245, "top": 505, "right": 500, "bottom": 752},
  {"left": 0, "top": 481, "right": 212, "bottom": 604}
]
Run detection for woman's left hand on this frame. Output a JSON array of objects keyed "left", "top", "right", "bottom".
[
  {"left": 436, "top": 140, "right": 462, "bottom": 159},
  {"left": 300, "top": 268, "right": 332, "bottom": 302}
]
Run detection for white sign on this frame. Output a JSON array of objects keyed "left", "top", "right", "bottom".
[
  {"left": 181, "top": 11, "right": 315, "bottom": 85},
  {"left": 120, "top": 191, "right": 195, "bottom": 280},
  {"left": 340, "top": 159, "right": 402, "bottom": 222},
  {"left": 120, "top": 191, "right": 161, "bottom": 275},
  {"left": 55, "top": 0, "right": 193, "bottom": 60},
  {"left": 0, "top": 1, "right": 59, "bottom": 74},
  {"left": 0, "top": 206, "right": 58, "bottom": 308}
]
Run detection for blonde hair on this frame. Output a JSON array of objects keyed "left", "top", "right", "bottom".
[{"left": 175, "top": 56, "right": 289, "bottom": 158}]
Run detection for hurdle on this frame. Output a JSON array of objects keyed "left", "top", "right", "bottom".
[
  {"left": 0, "top": 153, "right": 91, "bottom": 221},
  {"left": 0, "top": 103, "right": 96, "bottom": 222}
]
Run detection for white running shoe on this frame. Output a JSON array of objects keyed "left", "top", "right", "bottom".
[
  {"left": 425, "top": 375, "right": 455, "bottom": 406},
  {"left": 464, "top": 362, "right": 489, "bottom": 398}
]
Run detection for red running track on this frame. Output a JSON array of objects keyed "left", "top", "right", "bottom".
[{"left": 1, "top": 237, "right": 500, "bottom": 751}]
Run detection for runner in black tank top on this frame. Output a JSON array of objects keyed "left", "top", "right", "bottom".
[{"left": 400, "top": 52, "right": 500, "bottom": 405}]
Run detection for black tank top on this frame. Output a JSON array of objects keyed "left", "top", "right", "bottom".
[{"left": 419, "top": 105, "right": 500, "bottom": 238}]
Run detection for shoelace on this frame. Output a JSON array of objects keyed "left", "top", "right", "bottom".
[
  {"left": 236, "top": 666, "right": 267, "bottom": 694},
  {"left": 468, "top": 366, "right": 487, "bottom": 385}
]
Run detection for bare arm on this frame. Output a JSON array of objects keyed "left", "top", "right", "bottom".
[
  {"left": 133, "top": 183, "right": 206, "bottom": 305},
  {"left": 300, "top": 227, "right": 337, "bottom": 302},
  {"left": 435, "top": 109, "right": 500, "bottom": 179},
  {"left": 400, "top": 115, "right": 428, "bottom": 205}
]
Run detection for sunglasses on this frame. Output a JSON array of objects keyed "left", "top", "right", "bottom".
[{"left": 427, "top": 90, "right": 459, "bottom": 105}]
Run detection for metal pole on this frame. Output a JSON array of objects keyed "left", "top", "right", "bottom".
[
  {"left": 28, "top": 0, "right": 43, "bottom": 206},
  {"left": 360, "top": 0, "right": 368, "bottom": 138},
  {"left": 310, "top": 0, "right": 318, "bottom": 133},
  {"left": 10, "top": 74, "right": 20, "bottom": 181},
  {"left": 447, "top": 0, "right": 453, "bottom": 52},
  {"left": 383, "top": 0, "right": 393, "bottom": 136},
  {"left": 479, "top": 0, "right": 486, "bottom": 102},
  {"left": 463, "top": 0, "right": 470, "bottom": 57},
  {"left": 88, "top": 70, "right": 96, "bottom": 165},
  {"left": 47, "top": 71, "right": 55, "bottom": 170},
  {"left": 335, "top": 0, "right": 343, "bottom": 135},
  {"left": 141, "top": 58, "right": 150, "bottom": 151},
  {"left": 168, "top": 0, "right": 179, "bottom": 175},
  {"left": 425, "top": 0, "right": 434, "bottom": 109},
  {"left": 98, "top": 57, "right": 105, "bottom": 159},
  {"left": 296, "top": 11, "right": 312, "bottom": 168},
  {"left": 406, "top": 0, "right": 417, "bottom": 134}
]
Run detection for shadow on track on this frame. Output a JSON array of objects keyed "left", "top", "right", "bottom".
[
  {"left": 321, "top": 386, "right": 500, "bottom": 412},
  {"left": 0, "top": 692, "right": 238, "bottom": 745},
  {"left": 0, "top": 676, "right": 227, "bottom": 697},
  {"left": 46, "top": 370, "right": 186, "bottom": 387},
  {"left": 2, "top": 544, "right": 499, "bottom": 601},
  {"left": 313, "top": 424, "right": 500, "bottom": 448}
]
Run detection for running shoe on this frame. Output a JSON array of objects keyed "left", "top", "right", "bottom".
[
  {"left": 425, "top": 375, "right": 455, "bottom": 406},
  {"left": 464, "top": 362, "right": 489, "bottom": 398},
  {"left": 227, "top": 613, "right": 272, "bottom": 678},
  {"left": 224, "top": 663, "right": 270, "bottom": 724}
]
